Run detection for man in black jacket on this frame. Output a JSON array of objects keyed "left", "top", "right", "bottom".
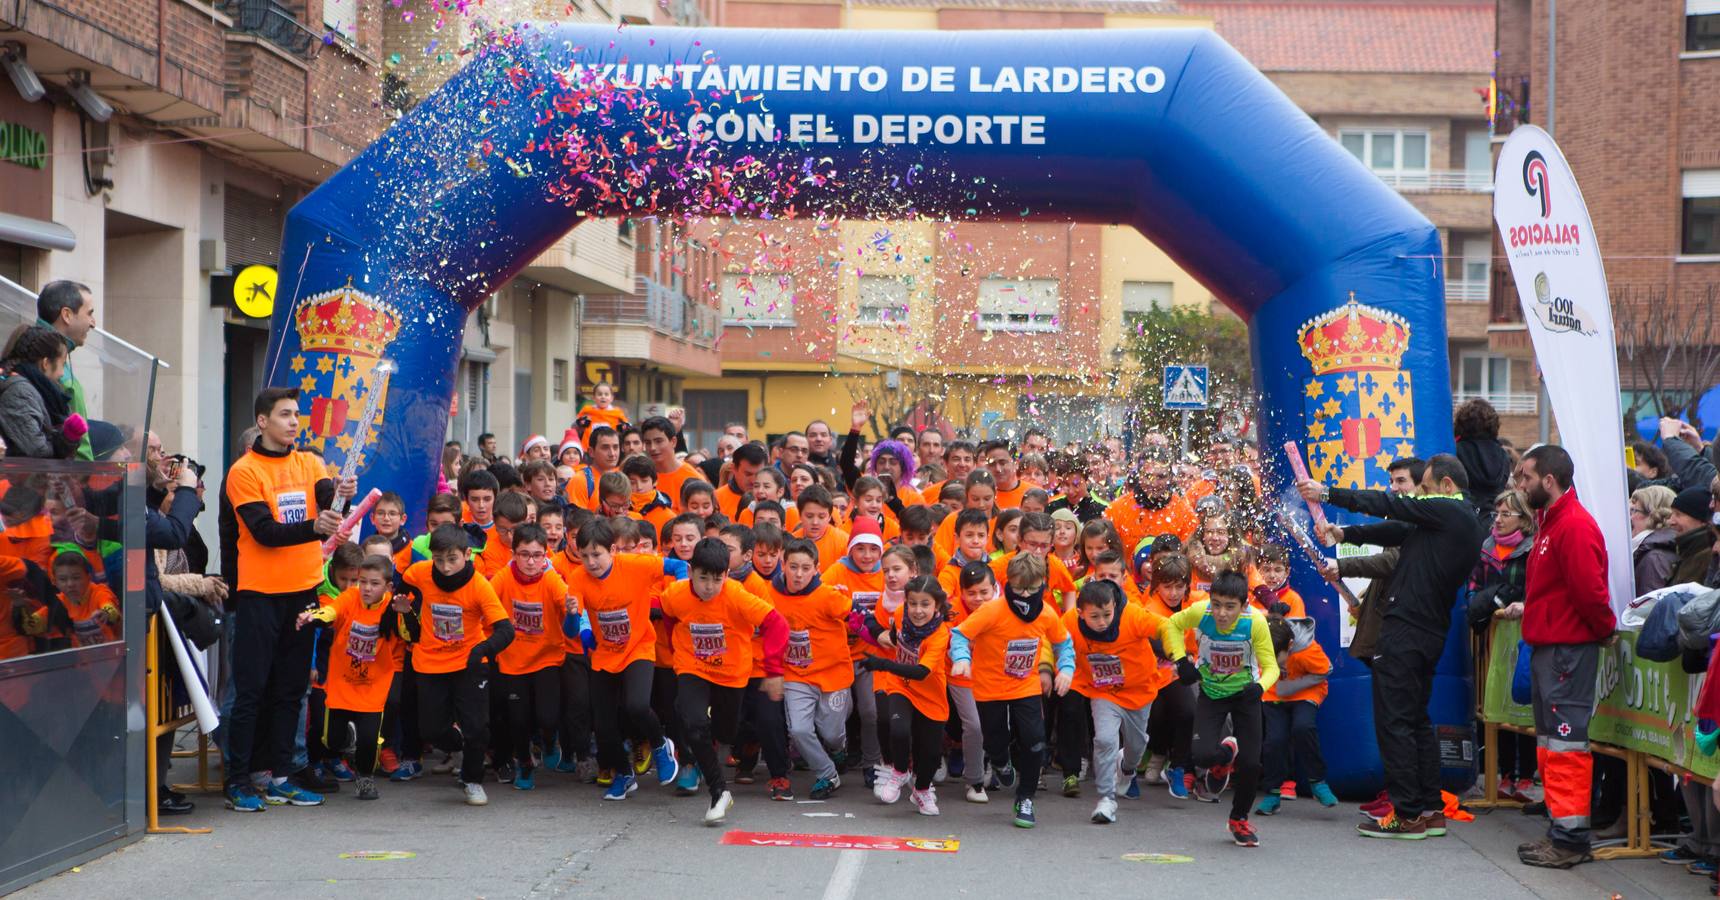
[{"left": 1298, "top": 453, "right": 1483, "bottom": 839}]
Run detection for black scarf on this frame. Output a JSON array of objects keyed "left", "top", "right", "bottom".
[
  {"left": 1003, "top": 583, "right": 1045, "bottom": 622},
  {"left": 11, "top": 361, "right": 70, "bottom": 426},
  {"left": 1078, "top": 582, "right": 1126, "bottom": 643},
  {"left": 899, "top": 609, "right": 945, "bottom": 651},
  {"left": 431, "top": 560, "right": 476, "bottom": 593}
]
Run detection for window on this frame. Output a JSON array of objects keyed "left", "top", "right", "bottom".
[
  {"left": 553, "top": 358, "right": 568, "bottom": 402},
  {"left": 977, "top": 277, "right": 1060, "bottom": 332},
  {"left": 856, "top": 275, "right": 910, "bottom": 325},
  {"left": 721, "top": 272, "right": 795, "bottom": 325},
  {"left": 1121, "top": 281, "right": 1172, "bottom": 330},
  {"left": 1689, "top": 1, "right": 1720, "bottom": 51},
  {"left": 1338, "top": 129, "right": 1430, "bottom": 177},
  {"left": 323, "top": 0, "right": 358, "bottom": 40},
  {"left": 1683, "top": 170, "right": 1720, "bottom": 255}
]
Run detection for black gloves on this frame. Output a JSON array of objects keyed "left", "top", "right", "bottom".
[
  {"left": 1176, "top": 657, "right": 1200, "bottom": 685},
  {"left": 1236, "top": 682, "right": 1264, "bottom": 702},
  {"left": 857, "top": 654, "right": 882, "bottom": 671}
]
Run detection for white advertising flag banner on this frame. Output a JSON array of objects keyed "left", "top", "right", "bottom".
[{"left": 1493, "top": 125, "right": 1632, "bottom": 615}]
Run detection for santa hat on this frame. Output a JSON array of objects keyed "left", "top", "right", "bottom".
[
  {"left": 521, "top": 434, "right": 550, "bottom": 456},
  {"left": 848, "top": 516, "right": 884, "bottom": 551},
  {"left": 558, "top": 427, "right": 584, "bottom": 461}
]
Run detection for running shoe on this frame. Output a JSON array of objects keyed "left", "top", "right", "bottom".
[
  {"left": 874, "top": 769, "right": 908, "bottom": 804},
  {"left": 1165, "top": 767, "right": 1190, "bottom": 800},
  {"left": 1062, "top": 774, "right": 1080, "bottom": 797},
  {"left": 653, "top": 738, "right": 680, "bottom": 785},
  {"left": 1092, "top": 796, "right": 1118, "bottom": 824},
  {"left": 356, "top": 776, "right": 380, "bottom": 801},
  {"left": 1123, "top": 775, "right": 1141, "bottom": 800},
  {"left": 603, "top": 773, "right": 638, "bottom": 801},
  {"left": 1013, "top": 797, "right": 1037, "bottom": 828},
  {"left": 1141, "top": 754, "right": 1167, "bottom": 785},
  {"left": 1311, "top": 781, "right": 1338, "bottom": 807},
  {"left": 224, "top": 783, "right": 266, "bottom": 813},
  {"left": 1256, "top": 794, "right": 1281, "bottom": 816},
  {"left": 463, "top": 782, "right": 488, "bottom": 806},
  {"left": 514, "top": 767, "right": 536, "bottom": 791},
  {"left": 675, "top": 764, "right": 702, "bottom": 796},
  {"left": 1279, "top": 780, "right": 1297, "bottom": 801},
  {"left": 1357, "top": 811, "right": 1427, "bottom": 840},
  {"left": 390, "top": 760, "right": 423, "bottom": 782},
  {"left": 704, "top": 790, "right": 734, "bottom": 825},
  {"left": 631, "top": 743, "right": 651, "bottom": 776},
  {"left": 966, "top": 783, "right": 989, "bottom": 804},
  {"left": 811, "top": 775, "right": 841, "bottom": 800},
  {"left": 267, "top": 780, "right": 325, "bottom": 807},
  {"left": 325, "top": 759, "right": 357, "bottom": 782},
  {"left": 769, "top": 777, "right": 795, "bottom": 801},
  {"left": 911, "top": 787, "right": 940, "bottom": 816},
  {"left": 1229, "top": 817, "right": 1259, "bottom": 847}
]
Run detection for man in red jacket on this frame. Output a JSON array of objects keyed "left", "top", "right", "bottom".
[{"left": 1512, "top": 444, "right": 1616, "bottom": 869}]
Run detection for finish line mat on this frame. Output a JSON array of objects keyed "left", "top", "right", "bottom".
[{"left": 720, "top": 831, "right": 960, "bottom": 853}]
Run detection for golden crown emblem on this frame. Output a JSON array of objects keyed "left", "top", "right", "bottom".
[
  {"left": 294, "top": 283, "right": 400, "bottom": 359},
  {"left": 1296, "top": 293, "right": 1411, "bottom": 375}
]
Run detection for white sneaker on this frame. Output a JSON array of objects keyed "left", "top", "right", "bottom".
[
  {"left": 432, "top": 751, "right": 459, "bottom": 775},
  {"left": 463, "top": 782, "right": 488, "bottom": 806},
  {"left": 1142, "top": 755, "right": 1166, "bottom": 786},
  {"left": 1092, "top": 796, "right": 1118, "bottom": 824},
  {"left": 966, "top": 783, "right": 989, "bottom": 804},
  {"left": 874, "top": 769, "right": 907, "bottom": 804},
  {"left": 704, "top": 790, "right": 734, "bottom": 825},
  {"left": 911, "top": 787, "right": 940, "bottom": 816},
  {"left": 933, "top": 758, "right": 948, "bottom": 784}
]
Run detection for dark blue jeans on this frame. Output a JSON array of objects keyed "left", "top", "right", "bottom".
[{"left": 1262, "top": 699, "right": 1326, "bottom": 788}]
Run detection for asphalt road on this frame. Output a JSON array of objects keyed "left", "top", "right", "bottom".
[{"left": 17, "top": 756, "right": 1705, "bottom": 899}]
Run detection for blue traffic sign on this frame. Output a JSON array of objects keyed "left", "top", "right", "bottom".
[{"left": 1162, "top": 364, "right": 1209, "bottom": 410}]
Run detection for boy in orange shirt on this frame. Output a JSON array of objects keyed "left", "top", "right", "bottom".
[
  {"left": 491, "top": 523, "right": 572, "bottom": 792},
  {"left": 938, "top": 509, "right": 993, "bottom": 598},
  {"left": 297, "top": 554, "right": 409, "bottom": 800},
  {"left": 660, "top": 538, "right": 788, "bottom": 824},
  {"left": 1256, "top": 614, "right": 1336, "bottom": 813},
  {"left": 822, "top": 517, "right": 887, "bottom": 785},
  {"left": 793, "top": 486, "right": 849, "bottom": 571},
  {"left": 947, "top": 562, "right": 998, "bottom": 803},
  {"left": 1142, "top": 552, "right": 1205, "bottom": 798},
  {"left": 1254, "top": 544, "right": 1306, "bottom": 618},
  {"left": 989, "top": 512, "right": 1079, "bottom": 611},
  {"left": 1064, "top": 580, "right": 1166, "bottom": 824},
  {"left": 400, "top": 525, "right": 514, "bottom": 806},
  {"left": 51, "top": 552, "right": 119, "bottom": 648},
  {"left": 564, "top": 518, "right": 687, "bottom": 800},
  {"left": 771, "top": 537, "right": 857, "bottom": 800},
  {"left": 736, "top": 523, "right": 794, "bottom": 798},
  {"left": 950, "top": 554, "right": 1075, "bottom": 828}
]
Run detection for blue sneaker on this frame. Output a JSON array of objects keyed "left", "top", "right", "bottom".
[
  {"left": 603, "top": 773, "right": 638, "bottom": 801},
  {"left": 1013, "top": 797, "right": 1037, "bottom": 829},
  {"left": 324, "top": 759, "right": 357, "bottom": 782},
  {"left": 988, "top": 766, "right": 1016, "bottom": 791},
  {"left": 675, "top": 764, "right": 702, "bottom": 796},
  {"left": 266, "top": 780, "right": 324, "bottom": 807},
  {"left": 514, "top": 767, "right": 535, "bottom": 790},
  {"left": 555, "top": 755, "right": 579, "bottom": 774},
  {"left": 653, "top": 738, "right": 680, "bottom": 785},
  {"left": 389, "top": 760, "right": 423, "bottom": 782},
  {"left": 1256, "top": 794, "right": 1281, "bottom": 816},
  {"left": 1166, "top": 767, "right": 1189, "bottom": 800},
  {"left": 1311, "top": 781, "right": 1338, "bottom": 807},
  {"left": 544, "top": 745, "right": 563, "bottom": 770},
  {"left": 1124, "top": 775, "right": 1141, "bottom": 800},
  {"left": 224, "top": 783, "right": 265, "bottom": 812}
]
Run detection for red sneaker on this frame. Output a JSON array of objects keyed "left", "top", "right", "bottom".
[{"left": 1278, "top": 780, "right": 1297, "bottom": 801}]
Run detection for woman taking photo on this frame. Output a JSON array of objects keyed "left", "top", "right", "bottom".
[{"left": 0, "top": 324, "right": 85, "bottom": 459}]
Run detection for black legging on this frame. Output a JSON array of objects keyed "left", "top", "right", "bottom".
[
  {"left": 503, "top": 666, "right": 562, "bottom": 773},
  {"left": 589, "top": 659, "right": 662, "bottom": 772},
  {"left": 887, "top": 693, "right": 944, "bottom": 791},
  {"left": 978, "top": 696, "right": 1046, "bottom": 801},
  {"left": 739, "top": 676, "right": 790, "bottom": 779},
  {"left": 675, "top": 673, "right": 745, "bottom": 800},
  {"left": 651, "top": 664, "right": 684, "bottom": 761},
  {"left": 1192, "top": 689, "right": 1262, "bottom": 821},
  {"left": 320, "top": 708, "right": 384, "bottom": 776},
  {"left": 1147, "top": 681, "right": 1195, "bottom": 769},
  {"left": 559, "top": 653, "right": 593, "bottom": 762},
  {"left": 1054, "top": 689, "right": 1090, "bottom": 775},
  {"left": 417, "top": 668, "right": 490, "bottom": 784}
]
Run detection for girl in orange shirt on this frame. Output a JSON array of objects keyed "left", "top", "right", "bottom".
[
  {"left": 860, "top": 575, "right": 952, "bottom": 816},
  {"left": 298, "top": 555, "right": 408, "bottom": 800},
  {"left": 490, "top": 524, "right": 573, "bottom": 792},
  {"left": 821, "top": 518, "right": 887, "bottom": 784},
  {"left": 575, "top": 382, "right": 629, "bottom": 444}
]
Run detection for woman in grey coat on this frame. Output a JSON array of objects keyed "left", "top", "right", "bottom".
[{"left": 0, "top": 324, "right": 83, "bottom": 459}]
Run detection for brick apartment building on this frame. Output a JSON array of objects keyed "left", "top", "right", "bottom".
[{"left": 1494, "top": 0, "right": 1720, "bottom": 438}]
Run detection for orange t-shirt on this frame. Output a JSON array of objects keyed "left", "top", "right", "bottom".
[
  {"left": 577, "top": 404, "right": 629, "bottom": 438},
  {"left": 988, "top": 552, "right": 1078, "bottom": 603},
  {"left": 64, "top": 582, "right": 120, "bottom": 648},
  {"left": 0, "top": 557, "right": 43, "bottom": 659},
  {"left": 401, "top": 560, "right": 508, "bottom": 675},
  {"left": 945, "top": 590, "right": 995, "bottom": 690},
  {"left": 651, "top": 564, "right": 681, "bottom": 670},
  {"left": 655, "top": 462, "right": 706, "bottom": 513},
  {"left": 1141, "top": 586, "right": 1208, "bottom": 660},
  {"left": 1064, "top": 603, "right": 1167, "bottom": 709},
  {"left": 822, "top": 559, "right": 886, "bottom": 662},
  {"left": 744, "top": 570, "right": 778, "bottom": 679},
  {"left": 224, "top": 447, "right": 329, "bottom": 594},
  {"left": 799, "top": 525, "right": 850, "bottom": 571},
  {"left": 1266, "top": 638, "right": 1332, "bottom": 705},
  {"left": 1, "top": 513, "right": 53, "bottom": 570},
  {"left": 549, "top": 546, "right": 590, "bottom": 657},
  {"left": 318, "top": 586, "right": 401, "bottom": 713},
  {"left": 473, "top": 531, "right": 512, "bottom": 580},
  {"left": 1104, "top": 492, "right": 1198, "bottom": 555},
  {"left": 659, "top": 579, "right": 777, "bottom": 688},
  {"left": 954, "top": 598, "right": 1069, "bottom": 702},
  {"left": 1255, "top": 585, "right": 1306, "bottom": 619},
  {"left": 714, "top": 483, "right": 749, "bottom": 522},
  {"left": 879, "top": 603, "right": 951, "bottom": 722},
  {"left": 564, "top": 465, "right": 605, "bottom": 511},
  {"left": 768, "top": 578, "right": 854, "bottom": 693},
  {"left": 739, "top": 503, "right": 800, "bottom": 534},
  {"left": 994, "top": 480, "right": 1034, "bottom": 510},
  {"left": 562, "top": 553, "right": 669, "bottom": 674},
  {"left": 491, "top": 564, "right": 571, "bottom": 676}
]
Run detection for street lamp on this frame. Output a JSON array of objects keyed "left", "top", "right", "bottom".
[
  {"left": 1, "top": 43, "right": 44, "bottom": 103},
  {"left": 68, "top": 70, "right": 113, "bottom": 122}
]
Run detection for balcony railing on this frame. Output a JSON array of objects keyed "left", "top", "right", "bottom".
[
  {"left": 583, "top": 277, "right": 720, "bottom": 345},
  {"left": 1454, "top": 390, "right": 1538, "bottom": 414},
  {"left": 1375, "top": 169, "right": 1493, "bottom": 193},
  {"left": 1446, "top": 278, "right": 1489, "bottom": 303},
  {"left": 1493, "top": 72, "right": 1532, "bottom": 138},
  {"left": 222, "top": 0, "right": 319, "bottom": 58}
]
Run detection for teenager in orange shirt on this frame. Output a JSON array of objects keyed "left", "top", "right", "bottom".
[
  {"left": 52, "top": 552, "right": 119, "bottom": 647},
  {"left": 297, "top": 554, "right": 409, "bottom": 800},
  {"left": 491, "top": 523, "right": 572, "bottom": 792},
  {"left": 1064, "top": 580, "right": 1167, "bottom": 824},
  {"left": 771, "top": 537, "right": 857, "bottom": 800},
  {"left": 400, "top": 525, "right": 513, "bottom": 806},
  {"left": 821, "top": 517, "right": 887, "bottom": 784},
  {"left": 639, "top": 416, "right": 703, "bottom": 513},
  {"left": 736, "top": 523, "right": 794, "bottom": 799},
  {"left": 713, "top": 442, "right": 767, "bottom": 522},
  {"left": 564, "top": 518, "right": 687, "bottom": 799},
  {"left": 950, "top": 554, "right": 1074, "bottom": 828},
  {"left": 661, "top": 538, "right": 788, "bottom": 824},
  {"left": 860, "top": 575, "right": 952, "bottom": 816},
  {"left": 1104, "top": 449, "right": 1199, "bottom": 554},
  {"left": 793, "top": 486, "right": 849, "bottom": 570},
  {"left": 982, "top": 439, "right": 1034, "bottom": 510},
  {"left": 566, "top": 425, "right": 621, "bottom": 512},
  {"left": 932, "top": 471, "right": 997, "bottom": 561}
]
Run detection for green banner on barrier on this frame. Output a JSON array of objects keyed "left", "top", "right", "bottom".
[{"left": 1482, "top": 620, "right": 1717, "bottom": 780}]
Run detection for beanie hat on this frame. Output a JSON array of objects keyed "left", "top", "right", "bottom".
[
  {"left": 848, "top": 516, "right": 884, "bottom": 551},
  {"left": 1673, "top": 486, "right": 1711, "bottom": 524}
]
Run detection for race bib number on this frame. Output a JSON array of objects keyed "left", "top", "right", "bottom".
[
  {"left": 345, "top": 621, "right": 380, "bottom": 663},
  {"left": 690, "top": 622, "right": 727, "bottom": 660},
  {"left": 1088, "top": 653, "right": 1124, "bottom": 688},
  {"left": 511, "top": 600, "right": 545, "bottom": 635},
  {"left": 786, "top": 629, "right": 813, "bottom": 668},
  {"left": 275, "top": 490, "right": 308, "bottom": 524},
  {"left": 896, "top": 641, "right": 920, "bottom": 668},
  {"left": 851, "top": 592, "right": 881, "bottom": 615},
  {"left": 430, "top": 603, "right": 464, "bottom": 643},
  {"left": 1003, "top": 638, "right": 1039, "bottom": 679},
  {"left": 73, "top": 616, "right": 105, "bottom": 646},
  {"left": 1207, "top": 640, "right": 1248, "bottom": 676},
  {"left": 596, "top": 608, "right": 630, "bottom": 646}
]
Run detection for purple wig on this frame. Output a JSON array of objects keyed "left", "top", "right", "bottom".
[{"left": 868, "top": 439, "right": 917, "bottom": 482}]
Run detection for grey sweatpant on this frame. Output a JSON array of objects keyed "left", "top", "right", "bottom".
[
  {"left": 948, "top": 684, "right": 986, "bottom": 786},
  {"left": 1091, "top": 697, "right": 1152, "bottom": 800},
  {"left": 851, "top": 664, "right": 881, "bottom": 769},
  {"left": 784, "top": 680, "right": 848, "bottom": 781}
]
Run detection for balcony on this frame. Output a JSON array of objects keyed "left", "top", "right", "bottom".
[
  {"left": 1376, "top": 169, "right": 1493, "bottom": 194},
  {"left": 1492, "top": 72, "right": 1532, "bottom": 138},
  {"left": 1454, "top": 390, "right": 1538, "bottom": 415},
  {"left": 1446, "top": 279, "right": 1489, "bottom": 303},
  {"left": 522, "top": 220, "right": 636, "bottom": 295},
  {"left": 221, "top": 0, "right": 318, "bottom": 59},
  {"left": 584, "top": 277, "right": 721, "bottom": 346}
]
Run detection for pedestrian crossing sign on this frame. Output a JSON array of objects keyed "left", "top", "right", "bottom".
[{"left": 1162, "top": 365, "right": 1208, "bottom": 410}]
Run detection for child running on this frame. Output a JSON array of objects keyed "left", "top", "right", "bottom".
[
  {"left": 860, "top": 574, "right": 952, "bottom": 816},
  {"left": 490, "top": 523, "right": 571, "bottom": 791},
  {"left": 769, "top": 537, "right": 856, "bottom": 800},
  {"left": 1158, "top": 570, "right": 1278, "bottom": 847},
  {"left": 1064, "top": 580, "right": 1166, "bottom": 823}
]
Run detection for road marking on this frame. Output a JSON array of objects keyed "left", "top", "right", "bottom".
[{"left": 822, "top": 850, "right": 865, "bottom": 900}]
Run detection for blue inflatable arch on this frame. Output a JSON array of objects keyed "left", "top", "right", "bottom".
[{"left": 266, "top": 25, "right": 1461, "bottom": 794}]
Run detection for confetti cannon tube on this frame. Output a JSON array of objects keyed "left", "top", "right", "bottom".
[{"left": 323, "top": 488, "right": 381, "bottom": 558}]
